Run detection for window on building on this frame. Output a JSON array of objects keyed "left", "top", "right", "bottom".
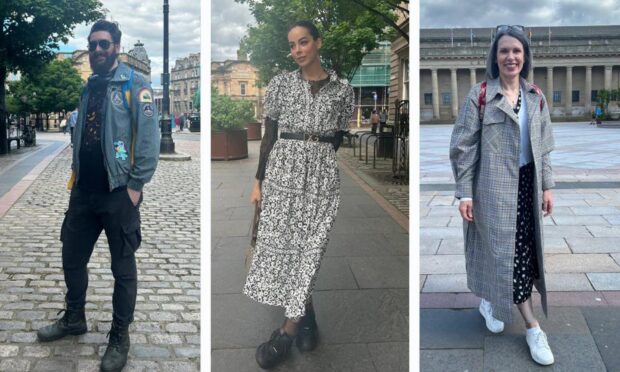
[
  {"left": 442, "top": 93, "right": 451, "bottom": 105},
  {"left": 591, "top": 90, "right": 598, "bottom": 102},
  {"left": 553, "top": 91, "right": 561, "bottom": 103},
  {"left": 240, "top": 82, "right": 247, "bottom": 96},
  {"left": 401, "top": 58, "right": 409, "bottom": 100},
  {"left": 572, "top": 90, "right": 579, "bottom": 103},
  {"left": 424, "top": 93, "right": 433, "bottom": 105}
]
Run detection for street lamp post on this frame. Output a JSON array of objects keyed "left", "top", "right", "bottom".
[{"left": 160, "top": 0, "right": 175, "bottom": 154}]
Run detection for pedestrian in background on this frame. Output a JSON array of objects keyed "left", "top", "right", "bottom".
[
  {"left": 449, "top": 24, "right": 556, "bottom": 366},
  {"left": 370, "top": 109, "right": 380, "bottom": 133},
  {"left": 36, "top": 20, "right": 160, "bottom": 372},
  {"left": 379, "top": 108, "right": 388, "bottom": 132},
  {"left": 246, "top": 20, "right": 354, "bottom": 370},
  {"left": 68, "top": 107, "right": 79, "bottom": 143}
]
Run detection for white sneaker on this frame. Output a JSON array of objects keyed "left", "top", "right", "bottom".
[
  {"left": 478, "top": 299, "right": 504, "bottom": 333},
  {"left": 526, "top": 329, "right": 554, "bottom": 365}
]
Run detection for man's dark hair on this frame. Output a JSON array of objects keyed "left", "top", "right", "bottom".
[
  {"left": 288, "top": 21, "right": 320, "bottom": 40},
  {"left": 88, "top": 20, "right": 122, "bottom": 44}
]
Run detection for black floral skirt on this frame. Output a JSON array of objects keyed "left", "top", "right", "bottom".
[{"left": 513, "top": 162, "right": 539, "bottom": 304}]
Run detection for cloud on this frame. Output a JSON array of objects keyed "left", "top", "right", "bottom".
[
  {"left": 211, "top": 0, "right": 255, "bottom": 61},
  {"left": 62, "top": 0, "right": 200, "bottom": 87},
  {"left": 421, "top": 0, "right": 620, "bottom": 28}
]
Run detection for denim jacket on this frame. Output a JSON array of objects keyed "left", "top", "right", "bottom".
[{"left": 69, "top": 62, "right": 160, "bottom": 192}]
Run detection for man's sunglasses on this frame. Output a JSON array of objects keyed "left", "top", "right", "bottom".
[
  {"left": 88, "top": 39, "right": 114, "bottom": 52},
  {"left": 495, "top": 25, "right": 525, "bottom": 34}
]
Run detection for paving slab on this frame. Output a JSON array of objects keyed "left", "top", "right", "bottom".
[
  {"left": 367, "top": 342, "right": 409, "bottom": 372},
  {"left": 420, "top": 255, "right": 465, "bottom": 275},
  {"left": 566, "top": 237, "right": 620, "bottom": 254},
  {"left": 582, "top": 307, "right": 620, "bottom": 372},
  {"left": 347, "top": 256, "right": 408, "bottom": 289},
  {"left": 422, "top": 274, "right": 469, "bottom": 293},
  {"left": 544, "top": 273, "right": 594, "bottom": 291},
  {"left": 545, "top": 254, "right": 620, "bottom": 273},
  {"left": 435, "top": 240, "right": 464, "bottom": 255},
  {"left": 483, "top": 334, "right": 606, "bottom": 372},
  {"left": 586, "top": 273, "right": 620, "bottom": 290},
  {"left": 419, "top": 349, "right": 483, "bottom": 372},
  {"left": 419, "top": 239, "right": 440, "bottom": 255},
  {"left": 420, "top": 309, "right": 485, "bottom": 349}
]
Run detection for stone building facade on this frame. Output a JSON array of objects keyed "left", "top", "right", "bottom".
[
  {"left": 57, "top": 41, "right": 152, "bottom": 82},
  {"left": 171, "top": 53, "right": 200, "bottom": 114},
  {"left": 389, "top": 4, "right": 409, "bottom": 122},
  {"left": 420, "top": 26, "right": 620, "bottom": 122},
  {"left": 211, "top": 58, "right": 265, "bottom": 119}
]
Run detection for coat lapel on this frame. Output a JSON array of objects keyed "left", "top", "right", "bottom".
[{"left": 487, "top": 78, "right": 518, "bottom": 124}]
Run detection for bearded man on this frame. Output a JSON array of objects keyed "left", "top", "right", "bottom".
[{"left": 37, "top": 20, "right": 160, "bottom": 372}]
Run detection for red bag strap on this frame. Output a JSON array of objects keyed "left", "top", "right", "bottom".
[{"left": 478, "top": 81, "right": 487, "bottom": 122}]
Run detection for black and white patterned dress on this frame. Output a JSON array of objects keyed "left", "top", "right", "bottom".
[{"left": 243, "top": 69, "right": 355, "bottom": 320}]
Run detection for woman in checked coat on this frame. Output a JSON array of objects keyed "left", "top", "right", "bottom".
[
  {"left": 243, "top": 20, "right": 355, "bottom": 369},
  {"left": 449, "top": 25, "right": 556, "bottom": 366}
]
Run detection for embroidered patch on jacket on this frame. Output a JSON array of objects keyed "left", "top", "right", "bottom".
[
  {"left": 111, "top": 90, "right": 123, "bottom": 106},
  {"left": 114, "top": 140, "right": 129, "bottom": 160},
  {"left": 138, "top": 88, "right": 153, "bottom": 103},
  {"left": 143, "top": 104, "right": 154, "bottom": 117}
]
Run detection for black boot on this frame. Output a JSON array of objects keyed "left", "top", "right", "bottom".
[
  {"left": 296, "top": 308, "right": 318, "bottom": 352},
  {"left": 37, "top": 308, "right": 87, "bottom": 342},
  {"left": 255, "top": 329, "right": 294, "bottom": 369},
  {"left": 100, "top": 322, "right": 130, "bottom": 372}
]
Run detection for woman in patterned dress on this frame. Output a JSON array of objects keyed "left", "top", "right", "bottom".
[
  {"left": 243, "top": 21, "right": 354, "bottom": 369},
  {"left": 449, "top": 25, "right": 556, "bottom": 366}
]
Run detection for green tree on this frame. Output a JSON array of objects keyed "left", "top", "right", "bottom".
[
  {"left": 235, "top": 0, "right": 398, "bottom": 83},
  {"left": 211, "top": 85, "right": 255, "bottom": 130},
  {"left": 0, "top": 0, "right": 104, "bottom": 152},
  {"left": 6, "top": 59, "right": 83, "bottom": 129}
]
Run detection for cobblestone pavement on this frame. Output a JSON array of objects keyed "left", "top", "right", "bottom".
[
  {"left": 337, "top": 137, "right": 409, "bottom": 218},
  {"left": 0, "top": 138, "right": 200, "bottom": 371}
]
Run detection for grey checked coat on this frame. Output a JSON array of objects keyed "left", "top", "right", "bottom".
[{"left": 449, "top": 78, "right": 555, "bottom": 323}]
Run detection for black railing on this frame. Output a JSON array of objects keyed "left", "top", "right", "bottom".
[{"left": 392, "top": 100, "right": 409, "bottom": 183}]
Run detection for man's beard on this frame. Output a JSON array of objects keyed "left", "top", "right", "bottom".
[{"left": 89, "top": 51, "right": 118, "bottom": 75}]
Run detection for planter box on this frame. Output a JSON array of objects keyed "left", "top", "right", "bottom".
[
  {"left": 211, "top": 129, "right": 248, "bottom": 160},
  {"left": 245, "top": 121, "right": 262, "bottom": 141}
]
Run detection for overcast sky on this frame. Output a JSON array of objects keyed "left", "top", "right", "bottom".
[
  {"left": 61, "top": 0, "right": 200, "bottom": 87},
  {"left": 211, "top": 0, "right": 254, "bottom": 61},
  {"left": 421, "top": 0, "right": 620, "bottom": 28}
]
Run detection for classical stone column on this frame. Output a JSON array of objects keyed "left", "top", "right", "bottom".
[
  {"left": 451, "top": 68, "right": 458, "bottom": 118},
  {"left": 546, "top": 67, "right": 554, "bottom": 109},
  {"left": 565, "top": 66, "right": 573, "bottom": 115},
  {"left": 431, "top": 69, "right": 440, "bottom": 119},
  {"left": 470, "top": 68, "right": 477, "bottom": 88},
  {"left": 585, "top": 66, "right": 592, "bottom": 113},
  {"left": 528, "top": 66, "right": 534, "bottom": 84},
  {"left": 604, "top": 66, "right": 613, "bottom": 91}
]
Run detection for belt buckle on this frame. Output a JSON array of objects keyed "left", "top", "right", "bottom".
[{"left": 305, "top": 134, "right": 319, "bottom": 142}]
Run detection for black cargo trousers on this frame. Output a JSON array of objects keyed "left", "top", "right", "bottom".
[{"left": 61, "top": 186, "right": 142, "bottom": 327}]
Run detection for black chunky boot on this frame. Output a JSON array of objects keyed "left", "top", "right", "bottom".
[
  {"left": 100, "top": 322, "right": 130, "bottom": 372},
  {"left": 255, "top": 329, "right": 294, "bottom": 369},
  {"left": 37, "top": 308, "right": 87, "bottom": 342},
  {"left": 296, "top": 308, "right": 318, "bottom": 352}
]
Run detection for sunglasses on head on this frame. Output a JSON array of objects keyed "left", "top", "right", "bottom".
[
  {"left": 495, "top": 25, "right": 525, "bottom": 34},
  {"left": 88, "top": 39, "right": 113, "bottom": 52}
]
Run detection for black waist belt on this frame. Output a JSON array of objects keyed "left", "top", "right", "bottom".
[{"left": 280, "top": 132, "right": 334, "bottom": 143}]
